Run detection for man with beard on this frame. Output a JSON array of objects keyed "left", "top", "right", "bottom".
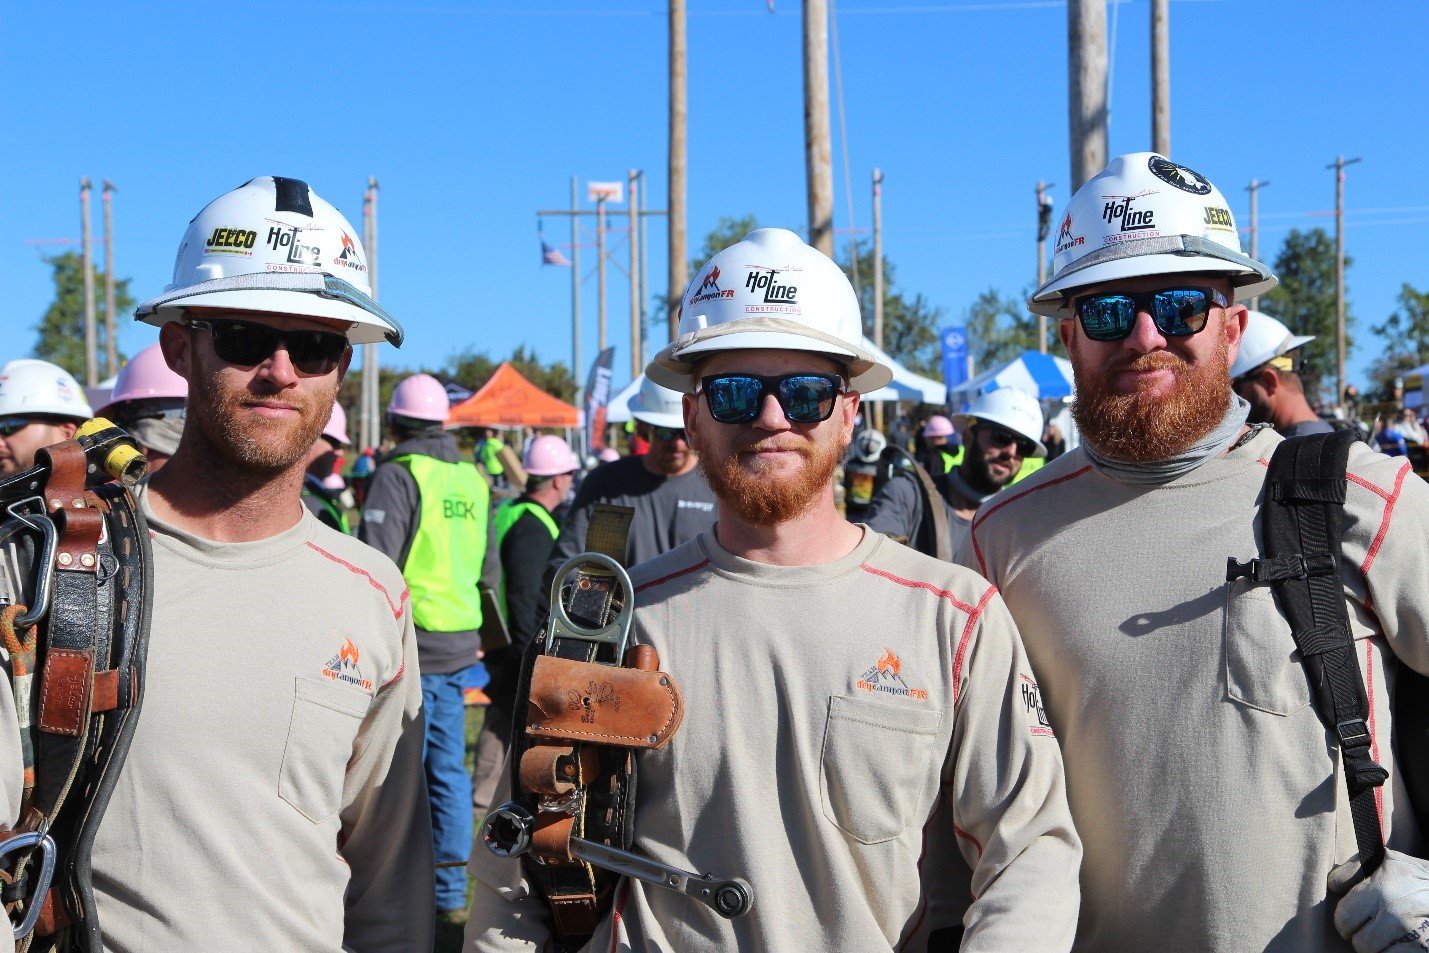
[
  {"left": 468, "top": 228, "right": 1080, "bottom": 951},
  {"left": 547, "top": 375, "right": 716, "bottom": 577},
  {"left": 91, "top": 177, "right": 432, "bottom": 952},
  {"left": 960, "top": 153, "right": 1429, "bottom": 953},
  {"left": 863, "top": 387, "right": 1045, "bottom": 556},
  {"left": 1230, "top": 310, "right": 1332, "bottom": 438}
]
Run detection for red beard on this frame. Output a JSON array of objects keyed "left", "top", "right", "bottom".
[{"left": 692, "top": 429, "right": 843, "bottom": 526}]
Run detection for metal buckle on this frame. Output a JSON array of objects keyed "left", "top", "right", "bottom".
[
  {"left": 543, "top": 553, "right": 634, "bottom": 657},
  {"left": 1, "top": 832, "right": 57, "bottom": 940},
  {"left": 1337, "top": 718, "right": 1372, "bottom": 749},
  {"left": 0, "top": 500, "right": 58, "bottom": 628}
]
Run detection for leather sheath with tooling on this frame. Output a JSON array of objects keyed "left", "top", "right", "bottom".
[
  {"left": 0, "top": 420, "right": 152, "bottom": 952},
  {"left": 482, "top": 504, "right": 750, "bottom": 949}
]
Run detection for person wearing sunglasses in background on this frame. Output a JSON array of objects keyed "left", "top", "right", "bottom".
[
  {"left": 545, "top": 374, "right": 716, "bottom": 581},
  {"left": 98, "top": 177, "right": 434, "bottom": 952},
  {"left": 468, "top": 228, "right": 1080, "bottom": 951},
  {"left": 960, "top": 154, "right": 1429, "bottom": 953},
  {"left": 864, "top": 386, "right": 1046, "bottom": 558}
]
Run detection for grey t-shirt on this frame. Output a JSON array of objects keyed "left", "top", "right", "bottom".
[
  {"left": 863, "top": 471, "right": 969, "bottom": 557},
  {"left": 548, "top": 455, "right": 716, "bottom": 576},
  {"left": 1280, "top": 418, "right": 1335, "bottom": 438}
]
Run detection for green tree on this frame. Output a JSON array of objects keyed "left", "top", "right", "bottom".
[
  {"left": 961, "top": 288, "right": 1053, "bottom": 373},
  {"left": 689, "top": 215, "right": 758, "bottom": 276},
  {"left": 1261, "top": 228, "right": 1349, "bottom": 401},
  {"left": 1367, "top": 283, "right": 1429, "bottom": 399},
  {"left": 444, "top": 345, "right": 576, "bottom": 403},
  {"left": 840, "top": 239, "right": 944, "bottom": 378},
  {"left": 32, "top": 251, "right": 133, "bottom": 379}
]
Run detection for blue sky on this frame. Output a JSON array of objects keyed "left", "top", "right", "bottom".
[{"left": 3, "top": 0, "right": 1425, "bottom": 395}]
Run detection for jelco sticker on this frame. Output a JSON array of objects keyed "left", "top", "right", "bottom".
[{"left": 1148, "top": 155, "right": 1213, "bottom": 195}]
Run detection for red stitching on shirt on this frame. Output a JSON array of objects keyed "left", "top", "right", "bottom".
[
  {"left": 382, "top": 646, "right": 406, "bottom": 691},
  {"left": 858, "top": 564, "right": 976, "bottom": 613},
  {"left": 1360, "top": 461, "right": 1411, "bottom": 576},
  {"left": 304, "top": 541, "right": 410, "bottom": 620},
  {"left": 969, "top": 465, "right": 1093, "bottom": 576},
  {"left": 895, "top": 790, "right": 947, "bottom": 952},
  {"left": 952, "top": 587, "right": 999, "bottom": 710},
  {"left": 953, "top": 823, "right": 984, "bottom": 857},
  {"left": 1348, "top": 472, "right": 1392, "bottom": 502},
  {"left": 1366, "top": 639, "right": 1385, "bottom": 831},
  {"left": 634, "top": 559, "right": 710, "bottom": 594},
  {"left": 608, "top": 878, "right": 630, "bottom": 953}
]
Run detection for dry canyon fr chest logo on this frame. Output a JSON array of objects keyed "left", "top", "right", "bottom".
[{"left": 856, "top": 649, "right": 928, "bottom": 701}]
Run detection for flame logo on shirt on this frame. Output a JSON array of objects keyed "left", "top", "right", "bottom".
[
  {"left": 857, "top": 648, "right": 927, "bottom": 700},
  {"left": 322, "top": 636, "right": 373, "bottom": 691}
]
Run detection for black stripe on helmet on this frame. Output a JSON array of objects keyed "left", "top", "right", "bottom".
[{"left": 271, "top": 176, "right": 314, "bottom": 217}]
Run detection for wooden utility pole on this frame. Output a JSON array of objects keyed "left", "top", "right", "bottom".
[
  {"left": 639, "top": 174, "right": 649, "bottom": 366},
  {"left": 803, "top": 0, "right": 834, "bottom": 256},
  {"left": 668, "top": 0, "right": 688, "bottom": 340},
  {"left": 872, "top": 168, "right": 884, "bottom": 431},
  {"left": 1151, "top": 0, "right": 1170, "bottom": 156},
  {"left": 1329, "top": 155, "right": 1361, "bottom": 408},
  {"left": 596, "top": 192, "right": 608, "bottom": 352},
  {"left": 1246, "top": 178, "right": 1269, "bottom": 311},
  {"left": 80, "top": 178, "right": 97, "bottom": 387},
  {"left": 571, "top": 176, "right": 583, "bottom": 397},
  {"left": 101, "top": 180, "right": 118, "bottom": 377},
  {"left": 1036, "top": 180, "right": 1053, "bottom": 353},
  {"left": 362, "top": 178, "right": 381, "bottom": 450},
  {"left": 628, "top": 169, "right": 641, "bottom": 378},
  {"left": 1068, "top": 0, "right": 1108, "bottom": 190}
]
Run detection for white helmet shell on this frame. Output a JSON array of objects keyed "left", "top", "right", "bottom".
[
  {"left": 628, "top": 376, "right": 686, "bottom": 429},
  {"left": 1230, "top": 310, "right": 1316, "bottom": 380},
  {"left": 646, "top": 228, "right": 893, "bottom": 394},
  {"left": 135, "top": 176, "right": 403, "bottom": 346},
  {"left": 1030, "top": 153, "right": 1276, "bottom": 318},
  {"left": 0, "top": 359, "right": 94, "bottom": 421},
  {"left": 952, "top": 387, "right": 1046, "bottom": 457},
  {"left": 852, "top": 427, "right": 887, "bottom": 463}
]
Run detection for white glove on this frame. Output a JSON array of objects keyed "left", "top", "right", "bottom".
[{"left": 1330, "top": 849, "right": 1429, "bottom": 952}]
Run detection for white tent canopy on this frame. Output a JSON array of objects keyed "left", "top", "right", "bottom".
[{"left": 606, "top": 376, "right": 641, "bottom": 424}]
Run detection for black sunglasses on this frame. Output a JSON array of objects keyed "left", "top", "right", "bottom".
[
  {"left": 648, "top": 425, "right": 686, "bottom": 442},
  {"left": 1073, "top": 287, "right": 1228, "bottom": 342},
  {"left": 698, "top": 373, "right": 844, "bottom": 425},
  {"left": 186, "top": 318, "right": 350, "bottom": 375},
  {"left": 978, "top": 423, "right": 1036, "bottom": 457},
  {"left": 0, "top": 418, "right": 34, "bottom": 438}
]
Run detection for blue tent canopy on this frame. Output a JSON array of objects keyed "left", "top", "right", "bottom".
[{"left": 950, "top": 350, "right": 1075, "bottom": 401}]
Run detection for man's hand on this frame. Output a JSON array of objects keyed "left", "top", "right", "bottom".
[{"left": 1331, "top": 850, "right": 1429, "bottom": 952}]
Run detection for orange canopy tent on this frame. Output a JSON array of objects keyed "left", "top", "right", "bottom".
[{"left": 446, "top": 362, "right": 580, "bottom": 428}]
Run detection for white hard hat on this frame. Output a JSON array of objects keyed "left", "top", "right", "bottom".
[
  {"left": 0, "top": 359, "right": 93, "bottom": 421},
  {"left": 953, "top": 387, "right": 1046, "bottom": 457},
  {"left": 1030, "top": 153, "right": 1276, "bottom": 318},
  {"left": 135, "top": 176, "right": 403, "bottom": 347},
  {"left": 628, "top": 376, "right": 685, "bottom": 429},
  {"left": 852, "top": 427, "right": 887, "bottom": 464},
  {"left": 646, "top": 228, "right": 893, "bottom": 394},
  {"left": 1230, "top": 310, "right": 1316, "bottom": 380}
]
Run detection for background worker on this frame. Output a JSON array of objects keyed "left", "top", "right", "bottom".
[
  {"left": 303, "top": 402, "right": 352, "bottom": 532},
  {"left": 95, "top": 342, "right": 188, "bottom": 470},
  {"left": 919, "top": 414, "right": 959, "bottom": 474},
  {"left": 864, "top": 387, "right": 1044, "bottom": 556},
  {"left": 359, "top": 372, "right": 497, "bottom": 922},
  {"left": 1230, "top": 310, "right": 1332, "bottom": 438},
  {"left": 470, "top": 434, "right": 579, "bottom": 814},
  {"left": 0, "top": 358, "right": 92, "bottom": 477},
  {"left": 548, "top": 375, "right": 715, "bottom": 574}
]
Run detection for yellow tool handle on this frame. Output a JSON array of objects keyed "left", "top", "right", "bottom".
[{"left": 76, "top": 417, "right": 148, "bottom": 484}]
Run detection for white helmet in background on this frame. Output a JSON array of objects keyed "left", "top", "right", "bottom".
[
  {"left": 0, "top": 359, "right": 93, "bottom": 421},
  {"left": 135, "top": 176, "right": 403, "bottom": 346},
  {"left": 1030, "top": 153, "right": 1277, "bottom": 318},
  {"left": 852, "top": 428, "right": 887, "bottom": 464},
  {"left": 628, "top": 376, "right": 685, "bottom": 429},
  {"left": 953, "top": 388, "right": 1047, "bottom": 457},
  {"left": 1230, "top": 310, "right": 1316, "bottom": 380},
  {"left": 646, "top": 228, "right": 893, "bottom": 394}
]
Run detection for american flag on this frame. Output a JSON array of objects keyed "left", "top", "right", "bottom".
[{"left": 541, "top": 239, "right": 572, "bottom": 267}]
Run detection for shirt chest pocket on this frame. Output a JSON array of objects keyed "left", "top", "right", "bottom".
[
  {"left": 820, "top": 695, "right": 944, "bottom": 844},
  {"left": 279, "top": 676, "right": 369, "bottom": 824},
  {"left": 1224, "top": 585, "right": 1312, "bottom": 716}
]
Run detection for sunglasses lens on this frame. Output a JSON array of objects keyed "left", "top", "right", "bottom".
[
  {"left": 1153, "top": 289, "right": 1211, "bottom": 336},
  {"left": 651, "top": 425, "right": 686, "bottom": 442},
  {"left": 778, "top": 376, "right": 839, "bottom": 423},
  {"left": 0, "top": 420, "right": 27, "bottom": 438},
  {"left": 1078, "top": 295, "right": 1136, "bottom": 341},
  {"left": 284, "top": 329, "right": 350, "bottom": 375},
  {"left": 704, "top": 376, "right": 764, "bottom": 424},
  {"left": 208, "top": 321, "right": 276, "bottom": 367}
]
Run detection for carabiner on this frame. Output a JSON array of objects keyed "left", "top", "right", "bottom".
[{"left": 1, "top": 831, "right": 57, "bottom": 939}]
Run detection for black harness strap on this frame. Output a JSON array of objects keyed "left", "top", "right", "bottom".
[{"left": 1246, "top": 429, "right": 1388, "bottom": 875}]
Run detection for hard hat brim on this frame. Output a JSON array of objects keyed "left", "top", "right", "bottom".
[
  {"left": 646, "top": 321, "right": 894, "bottom": 396},
  {"left": 1029, "top": 245, "right": 1277, "bottom": 319},
  {"left": 1230, "top": 332, "right": 1317, "bottom": 379},
  {"left": 951, "top": 410, "right": 1048, "bottom": 457},
  {"left": 629, "top": 405, "right": 686, "bottom": 429}
]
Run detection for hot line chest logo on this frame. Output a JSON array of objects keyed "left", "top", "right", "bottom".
[
  {"left": 856, "top": 648, "right": 928, "bottom": 701},
  {"left": 1020, "top": 674, "right": 1054, "bottom": 737},
  {"left": 744, "top": 268, "right": 799, "bottom": 313},
  {"left": 321, "top": 637, "right": 373, "bottom": 691},
  {"left": 265, "top": 222, "right": 322, "bottom": 269}
]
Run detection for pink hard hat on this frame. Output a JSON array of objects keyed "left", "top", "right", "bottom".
[
  {"left": 921, "top": 415, "right": 955, "bottom": 439},
  {"left": 323, "top": 402, "right": 351, "bottom": 447},
  {"left": 106, "top": 343, "right": 187, "bottom": 408},
  {"left": 598, "top": 447, "right": 621, "bottom": 463},
  {"left": 387, "top": 373, "right": 449, "bottom": 422},
  {"left": 524, "top": 434, "right": 579, "bottom": 477}
]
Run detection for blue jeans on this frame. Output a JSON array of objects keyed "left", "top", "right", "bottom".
[{"left": 422, "top": 668, "right": 474, "bottom": 910}]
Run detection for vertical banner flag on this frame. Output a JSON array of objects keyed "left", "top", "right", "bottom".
[
  {"left": 583, "top": 348, "right": 617, "bottom": 451},
  {"left": 940, "top": 326, "right": 968, "bottom": 410}
]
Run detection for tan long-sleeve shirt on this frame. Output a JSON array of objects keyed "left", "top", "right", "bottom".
[
  {"left": 959, "top": 429, "right": 1429, "bottom": 952},
  {"left": 88, "top": 490, "right": 434, "bottom": 952},
  {"left": 467, "top": 527, "right": 1081, "bottom": 952}
]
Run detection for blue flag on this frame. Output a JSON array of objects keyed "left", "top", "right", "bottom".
[{"left": 940, "top": 326, "right": 968, "bottom": 409}]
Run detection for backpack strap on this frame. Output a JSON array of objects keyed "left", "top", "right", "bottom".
[{"left": 1232, "top": 429, "right": 1387, "bottom": 876}]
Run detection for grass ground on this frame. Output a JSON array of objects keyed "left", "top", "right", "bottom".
[{"left": 433, "top": 702, "right": 486, "bottom": 953}]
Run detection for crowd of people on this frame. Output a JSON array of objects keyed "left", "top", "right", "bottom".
[{"left": 1, "top": 153, "right": 1428, "bottom": 953}]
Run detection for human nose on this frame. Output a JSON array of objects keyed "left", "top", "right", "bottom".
[
  {"left": 1123, "top": 306, "right": 1168, "bottom": 354},
  {"left": 753, "top": 391, "right": 791, "bottom": 431},
  {"left": 256, "top": 341, "right": 301, "bottom": 387}
]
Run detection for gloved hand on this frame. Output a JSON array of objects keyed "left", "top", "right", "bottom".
[{"left": 1330, "top": 849, "right": 1429, "bottom": 952}]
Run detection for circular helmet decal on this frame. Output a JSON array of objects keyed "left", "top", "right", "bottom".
[{"left": 1147, "top": 155, "right": 1213, "bottom": 195}]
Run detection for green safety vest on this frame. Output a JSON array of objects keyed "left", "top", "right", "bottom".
[
  {"left": 1013, "top": 456, "right": 1045, "bottom": 484},
  {"left": 302, "top": 486, "right": 350, "bottom": 534},
  {"left": 492, "top": 498, "right": 560, "bottom": 622},
  {"left": 941, "top": 448, "right": 962, "bottom": 474},
  {"left": 393, "top": 454, "right": 490, "bottom": 632},
  {"left": 479, "top": 438, "right": 506, "bottom": 476}
]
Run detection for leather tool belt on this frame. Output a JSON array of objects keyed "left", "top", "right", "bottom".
[
  {"left": 0, "top": 420, "right": 152, "bottom": 951},
  {"left": 481, "top": 505, "right": 751, "bottom": 948}
]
